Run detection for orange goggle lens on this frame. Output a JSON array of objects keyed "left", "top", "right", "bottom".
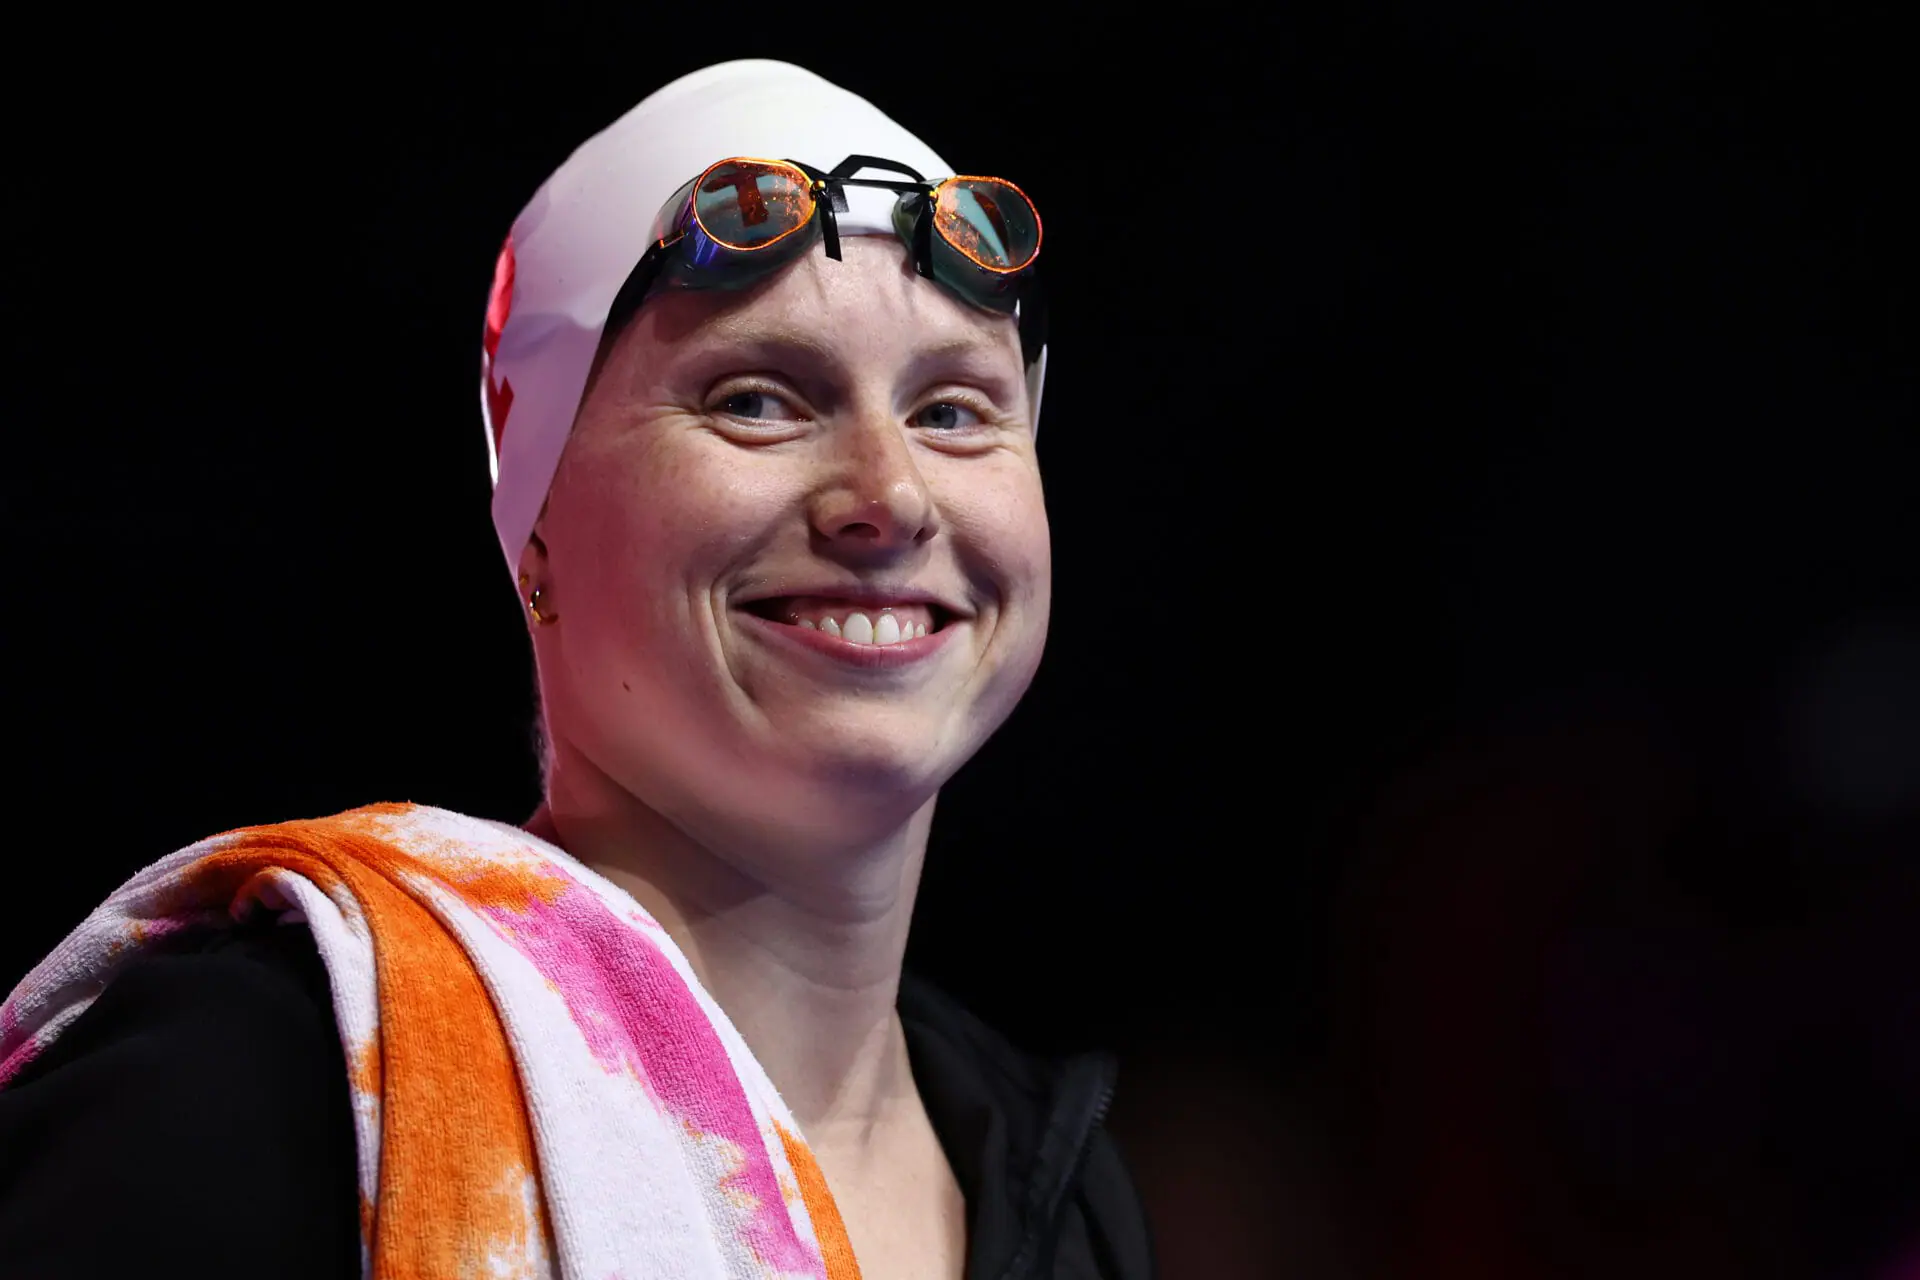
[
  {"left": 932, "top": 177, "right": 1042, "bottom": 273},
  {"left": 691, "top": 159, "right": 817, "bottom": 251}
]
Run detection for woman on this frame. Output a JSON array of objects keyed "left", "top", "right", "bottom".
[{"left": 0, "top": 60, "right": 1152, "bottom": 1280}]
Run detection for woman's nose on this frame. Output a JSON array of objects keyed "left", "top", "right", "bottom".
[{"left": 809, "top": 415, "right": 939, "bottom": 552}]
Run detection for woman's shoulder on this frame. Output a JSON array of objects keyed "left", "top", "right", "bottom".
[
  {"left": 0, "top": 918, "right": 360, "bottom": 1278},
  {"left": 1, "top": 915, "right": 345, "bottom": 1102}
]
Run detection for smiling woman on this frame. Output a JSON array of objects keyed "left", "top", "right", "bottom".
[
  {"left": 0, "top": 61, "right": 1150, "bottom": 1280},
  {"left": 533, "top": 235, "right": 1050, "bottom": 829}
]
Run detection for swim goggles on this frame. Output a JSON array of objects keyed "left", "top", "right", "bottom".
[{"left": 602, "top": 154, "right": 1046, "bottom": 365}]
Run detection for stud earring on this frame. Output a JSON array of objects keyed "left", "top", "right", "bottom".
[{"left": 518, "top": 573, "right": 558, "bottom": 625}]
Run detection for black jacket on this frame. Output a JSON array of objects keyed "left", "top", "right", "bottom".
[{"left": 0, "top": 917, "right": 1153, "bottom": 1279}]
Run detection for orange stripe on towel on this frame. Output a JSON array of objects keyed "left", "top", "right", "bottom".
[
  {"left": 776, "top": 1121, "right": 863, "bottom": 1280},
  {"left": 186, "top": 812, "right": 550, "bottom": 1280}
]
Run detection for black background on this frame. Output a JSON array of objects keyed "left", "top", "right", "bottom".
[{"left": 11, "top": 7, "right": 1918, "bottom": 1277}]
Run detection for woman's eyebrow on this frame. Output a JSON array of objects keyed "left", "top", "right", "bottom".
[
  {"left": 678, "top": 327, "right": 1021, "bottom": 393},
  {"left": 900, "top": 336, "right": 1024, "bottom": 395},
  {"left": 686, "top": 325, "right": 847, "bottom": 375}
]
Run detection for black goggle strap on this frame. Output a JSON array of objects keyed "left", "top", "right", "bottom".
[
  {"left": 816, "top": 156, "right": 945, "bottom": 275},
  {"left": 1016, "top": 267, "right": 1047, "bottom": 369},
  {"left": 603, "top": 233, "right": 678, "bottom": 342},
  {"left": 911, "top": 195, "right": 937, "bottom": 280},
  {"left": 829, "top": 154, "right": 928, "bottom": 184},
  {"left": 816, "top": 187, "right": 842, "bottom": 262},
  {"left": 785, "top": 160, "right": 844, "bottom": 262}
]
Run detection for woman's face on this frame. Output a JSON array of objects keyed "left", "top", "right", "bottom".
[{"left": 529, "top": 235, "right": 1049, "bottom": 847}]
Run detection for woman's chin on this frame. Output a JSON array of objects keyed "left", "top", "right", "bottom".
[
  {"left": 683, "top": 755, "right": 946, "bottom": 856},
  {"left": 784, "top": 730, "right": 956, "bottom": 800},
  {"left": 732, "top": 717, "right": 966, "bottom": 812}
]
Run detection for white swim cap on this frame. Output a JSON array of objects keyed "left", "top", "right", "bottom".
[{"left": 479, "top": 59, "right": 1049, "bottom": 572}]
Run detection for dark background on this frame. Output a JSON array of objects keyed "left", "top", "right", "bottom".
[{"left": 10, "top": 8, "right": 1917, "bottom": 1277}]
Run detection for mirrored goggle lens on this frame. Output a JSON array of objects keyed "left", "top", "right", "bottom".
[
  {"left": 933, "top": 178, "right": 1041, "bottom": 272},
  {"left": 692, "top": 160, "right": 816, "bottom": 251}
]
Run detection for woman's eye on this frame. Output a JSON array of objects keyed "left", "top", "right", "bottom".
[
  {"left": 716, "top": 390, "right": 802, "bottom": 421},
  {"left": 912, "top": 401, "right": 983, "bottom": 431}
]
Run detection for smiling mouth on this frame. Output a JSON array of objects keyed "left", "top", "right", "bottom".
[{"left": 738, "top": 596, "right": 951, "bottom": 647}]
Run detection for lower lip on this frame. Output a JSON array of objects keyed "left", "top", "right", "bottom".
[{"left": 736, "top": 611, "right": 956, "bottom": 669}]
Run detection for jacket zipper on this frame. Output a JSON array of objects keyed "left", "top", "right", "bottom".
[{"left": 994, "top": 1055, "right": 1118, "bottom": 1280}]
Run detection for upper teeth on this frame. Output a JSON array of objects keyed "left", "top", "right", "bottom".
[{"left": 797, "top": 611, "right": 928, "bottom": 645}]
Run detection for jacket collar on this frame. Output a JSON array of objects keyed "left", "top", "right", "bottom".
[{"left": 898, "top": 972, "right": 1116, "bottom": 1280}]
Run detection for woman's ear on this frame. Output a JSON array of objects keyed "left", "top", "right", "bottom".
[
  {"left": 517, "top": 525, "right": 550, "bottom": 583},
  {"left": 516, "top": 525, "right": 556, "bottom": 627}
]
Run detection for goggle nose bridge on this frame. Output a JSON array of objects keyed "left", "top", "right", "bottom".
[{"left": 803, "top": 156, "right": 937, "bottom": 264}]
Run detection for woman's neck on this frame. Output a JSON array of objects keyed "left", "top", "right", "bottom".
[{"left": 525, "top": 760, "right": 937, "bottom": 1142}]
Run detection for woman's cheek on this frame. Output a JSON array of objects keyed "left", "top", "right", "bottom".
[{"left": 946, "top": 468, "right": 1050, "bottom": 585}]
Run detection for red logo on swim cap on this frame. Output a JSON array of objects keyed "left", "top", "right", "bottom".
[{"left": 482, "top": 236, "right": 516, "bottom": 456}]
